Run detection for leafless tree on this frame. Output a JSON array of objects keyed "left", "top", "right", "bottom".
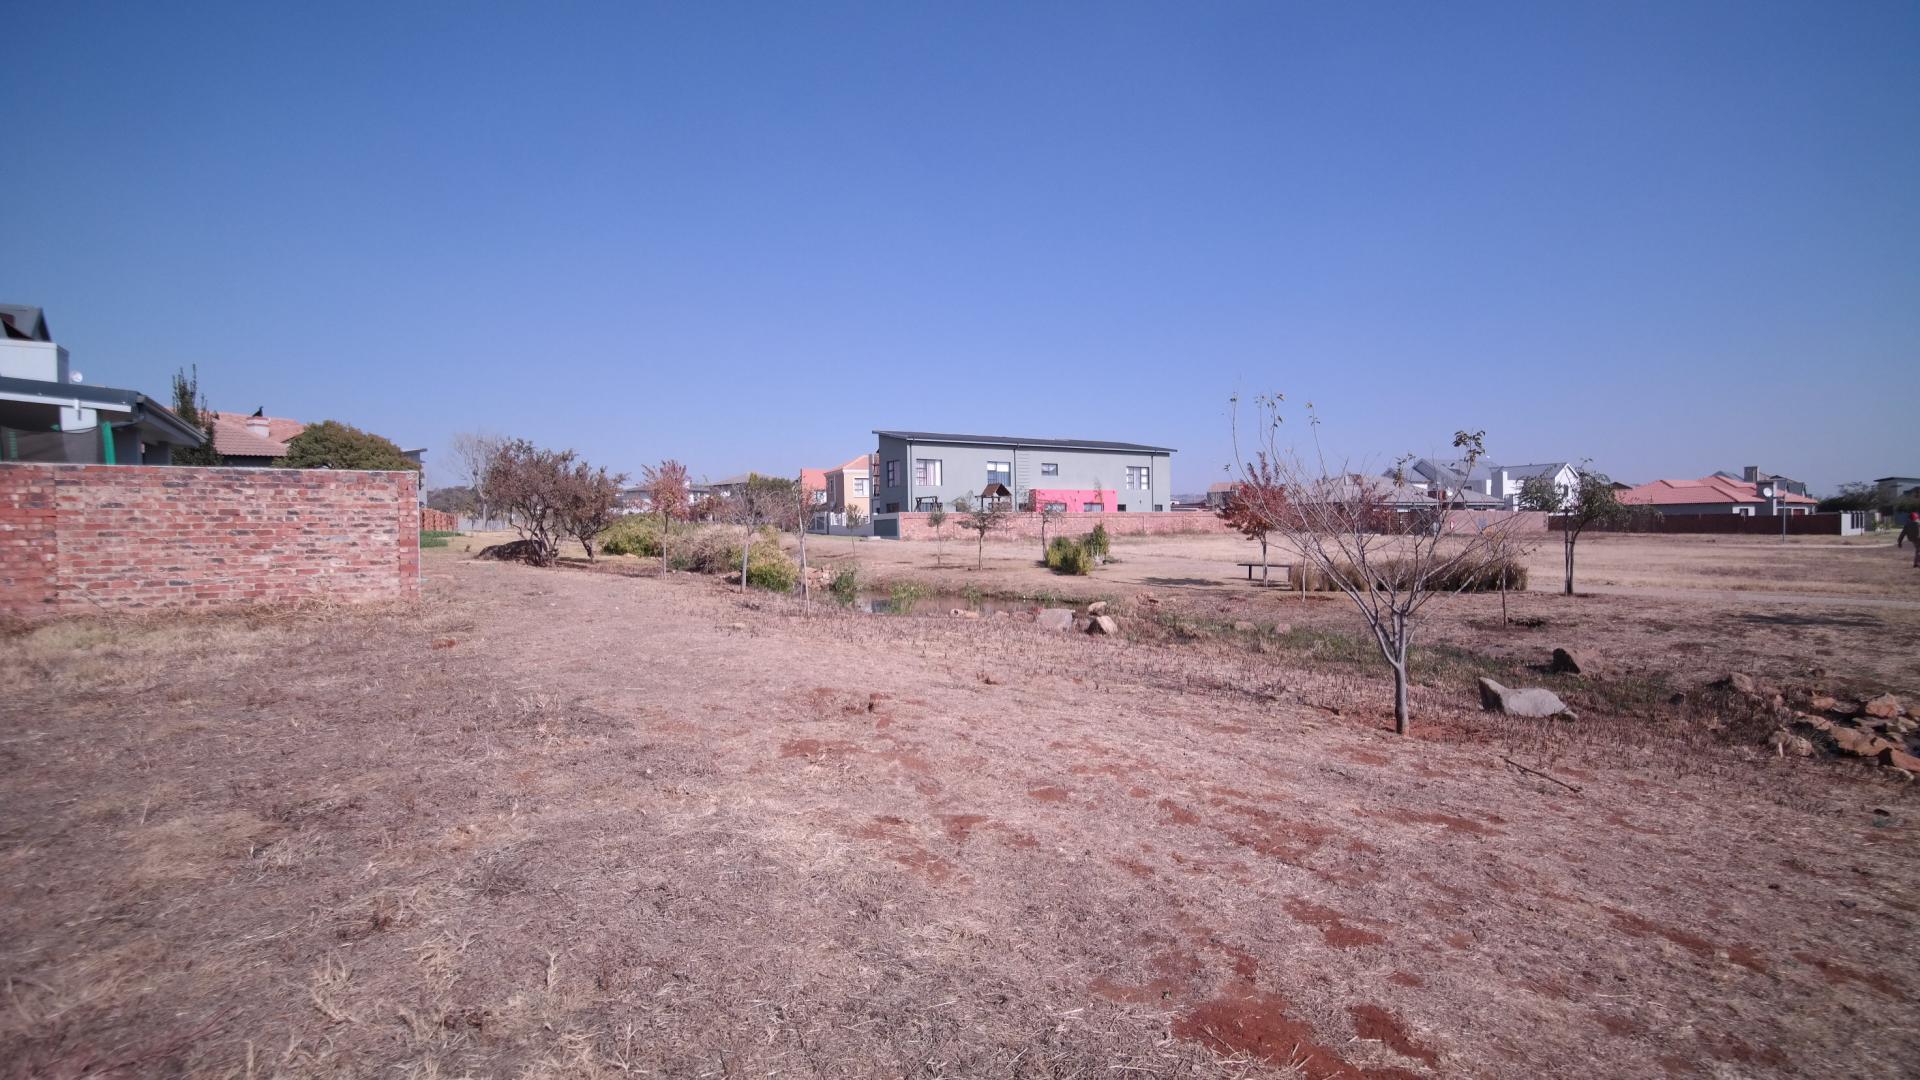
[
  {"left": 1231, "top": 394, "right": 1521, "bottom": 734},
  {"left": 1026, "top": 491, "right": 1063, "bottom": 561},
  {"left": 451, "top": 432, "right": 504, "bottom": 524},
  {"left": 951, "top": 492, "right": 1010, "bottom": 570}
]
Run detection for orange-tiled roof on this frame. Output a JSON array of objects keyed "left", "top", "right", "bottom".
[
  {"left": 827, "top": 452, "right": 871, "bottom": 474},
  {"left": 210, "top": 411, "right": 305, "bottom": 457},
  {"left": 800, "top": 467, "right": 828, "bottom": 492},
  {"left": 1619, "top": 475, "right": 1817, "bottom": 507}
]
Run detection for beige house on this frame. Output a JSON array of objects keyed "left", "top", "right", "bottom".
[{"left": 824, "top": 451, "right": 874, "bottom": 526}]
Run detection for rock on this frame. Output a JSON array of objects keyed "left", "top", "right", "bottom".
[
  {"left": 1810, "top": 694, "right": 1840, "bottom": 712},
  {"left": 1771, "top": 728, "right": 1816, "bottom": 757},
  {"left": 1086, "top": 615, "right": 1119, "bottom": 636},
  {"left": 724, "top": 622, "right": 747, "bottom": 631},
  {"left": 1827, "top": 700, "right": 1862, "bottom": 719},
  {"left": 949, "top": 608, "right": 981, "bottom": 619},
  {"left": 1477, "top": 678, "right": 1572, "bottom": 719},
  {"left": 1035, "top": 608, "right": 1074, "bottom": 632},
  {"left": 1878, "top": 747, "right": 1920, "bottom": 772},
  {"left": 1548, "top": 647, "right": 1587, "bottom": 675},
  {"left": 1087, "top": 600, "right": 1110, "bottom": 616},
  {"left": 1718, "top": 673, "right": 1758, "bottom": 695},
  {"left": 1232, "top": 620, "right": 1258, "bottom": 632},
  {"left": 1864, "top": 694, "right": 1903, "bottom": 720},
  {"left": 1828, "top": 724, "right": 1893, "bottom": 758},
  {"left": 474, "top": 539, "right": 543, "bottom": 563}
]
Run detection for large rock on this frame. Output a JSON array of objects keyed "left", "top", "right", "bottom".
[
  {"left": 1864, "top": 694, "right": 1903, "bottom": 720},
  {"left": 1828, "top": 724, "right": 1893, "bottom": 759},
  {"left": 1035, "top": 608, "right": 1074, "bottom": 632},
  {"left": 1086, "top": 615, "right": 1119, "bottom": 636},
  {"left": 1548, "top": 647, "right": 1587, "bottom": 675},
  {"left": 1087, "top": 600, "right": 1110, "bottom": 616},
  {"left": 1718, "top": 672, "right": 1758, "bottom": 695},
  {"left": 1478, "top": 678, "right": 1572, "bottom": 719},
  {"left": 1879, "top": 747, "right": 1920, "bottom": 772}
]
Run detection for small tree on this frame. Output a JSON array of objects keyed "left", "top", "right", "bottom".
[
  {"left": 952, "top": 492, "right": 1010, "bottom": 570},
  {"left": 643, "top": 459, "right": 691, "bottom": 565},
  {"left": 168, "top": 365, "right": 222, "bottom": 465},
  {"left": 1217, "top": 462, "right": 1286, "bottom": 583},
  {"left": 926, "top": 504, "right": 948, "bottom": 566},
  {"left": 276, "top": 421, "right": 419, "bottom": 471},
  {"left": 483, "top": 439, "right": 574, "bottom": 566},
  {"left": 1232, "top": 395, "right": 1520, "bottom": 735},
  {"left": 730, "top": 473, "right": 799, "bottom": 593},
  {"left": 1027, "top": 492, "right": 1063, "bottom": 561},
  {"left": 558, "top": 460, "right": 626, "bottom": 561},
  {"left": 426, "top": 485, "right": 479, "bottom": 516},
  {"left": 1518, "top": 466, "right": 1627, "bottom": 596}
]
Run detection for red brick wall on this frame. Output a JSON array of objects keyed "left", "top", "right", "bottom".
[
  {"left": 886, "top": 511, "right": 1231, "bottom": 541},
  {"left": 0, "top": 463, "right": 419, "bottom": 618},
  {"left": 421, "top": 507, "right": 459, "bottom": 532}
]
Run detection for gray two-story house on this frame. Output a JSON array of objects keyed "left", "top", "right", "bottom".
[{"left": 870, "top": 429, "right": 1174, "bottom": 536}]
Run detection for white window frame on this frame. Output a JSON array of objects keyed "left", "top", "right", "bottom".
[
  {"left": 885, "top": 460, "right": 899, "bottom": 487},
  {"left": 914, "top": 458, "right": 942, "bottom": 487},
  {"left": 1126, "top": 465, "right": 1150, "bottom": 490},
  {"left": 1040, "top": 462, "right": 1059, "bottom": 477},
  {"left": 853, "top": 476, "right": 868, "bottom": 497}
]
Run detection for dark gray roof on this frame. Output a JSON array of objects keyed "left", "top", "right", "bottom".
[
  {"left": 0, "top": 304, "right": 51, "bottom": 342},
  {"left": 0, "top": 374, "right": 205, "bottom": 446},
  {"left": 873, "top": 430, "right": 1175, "bottom": 453}
]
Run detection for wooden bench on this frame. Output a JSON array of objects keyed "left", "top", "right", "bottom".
[{"left": 1236, "top": 562, "right": 1292, "bottom": 587}]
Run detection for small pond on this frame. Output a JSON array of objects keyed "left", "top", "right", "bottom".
[{"left": 852, "top": 591, "right": 1037, "bottom": 616}]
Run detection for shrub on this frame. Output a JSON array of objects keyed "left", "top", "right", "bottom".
[
  {"left": 1045, "top": 535, "right": 1094, "bottom": 575},
  {"left": 1085, "top": 523, "right": 1111, "bottom": 558},
  {"left": 668, "top": 527, "right": 742, "bottom": 574},
  {"left": 420, "top": 531, "right": 450, "bottom": 549},
  {"left": 599, "top": 516, "right": 665, "bottom": 557},
  {"left": 829, "top": 565, "right": 860, "bottom": 606},
  {"left": 745, "top": 537, "right": 797, "bottom": 592},
  {"left": 888, "top": 581, "right": 928, "bottom": 614},
  {"left": 1296, "top": 555, "right": 1528, "bottom": 593}
]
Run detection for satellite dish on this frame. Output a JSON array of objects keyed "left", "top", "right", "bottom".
[{"left": 69, "top": 371, "right": 84, "bottom": 383}]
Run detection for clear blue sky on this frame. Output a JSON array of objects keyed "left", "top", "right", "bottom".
[{"left": 3, "top": 2, "right": 1914, "bottom": 494}]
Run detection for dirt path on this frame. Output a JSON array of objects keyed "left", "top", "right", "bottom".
[{"left": 2, "top": 552, "right": 1916, "bottom": 1078}]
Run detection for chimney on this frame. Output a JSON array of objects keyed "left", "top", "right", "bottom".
[
  {"left": 1743, "top": 465, "right": 1759, "bottom": 482},
  {"left": 247, "top": 415, "right": 271, "bottom": 438}
]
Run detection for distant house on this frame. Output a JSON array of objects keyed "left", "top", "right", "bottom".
[
  {"left": 824, "top": 451, "right": 875, "bottom": 526},
  {"left": 1873, "top": 476, "right": 1920, "bottom": 505},
  {"left": 1395, "top": 457, "right": 1579, "bottom": 510},
  {"left": 1714, "top": 466, "right": 1807, "bottom": 498},
  {"left": 869, "top": 430, "right": 1174, "bottom": 530},
  {"left": 1618, "top": 473, "right": 1817, "bottom": 516},
  {"left": 1206, "top": 481, "right": 1241, "bottom": 509},
  {"left": 0, "top": 304, "right": 205, "bottom": 464},
  {"left": 208, "top": 411, "right": 305, "bottom": 466}
]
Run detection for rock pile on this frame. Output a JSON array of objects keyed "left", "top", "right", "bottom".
[{"left": 1728, "top": 675, "right": 1920, "bottom": 777}]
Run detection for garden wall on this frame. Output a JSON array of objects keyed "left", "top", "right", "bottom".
[
  {"left": 878, "top": 510, "right": 1231, "bottom": 541},
  {"left": 0, "top": 463, "right": 419, "bottom": 618}
]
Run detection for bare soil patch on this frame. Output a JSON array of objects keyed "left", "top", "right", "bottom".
[{"left": 0, "top": 546, "right": 1916, "bottom": 1077}]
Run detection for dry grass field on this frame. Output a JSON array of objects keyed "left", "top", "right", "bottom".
[{"left": 2, "top": 529, "right": 1917, "bottom": 1078}]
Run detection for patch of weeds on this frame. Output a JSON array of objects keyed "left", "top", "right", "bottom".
[
  {"left": 888, "top": 581, "right": 928, "bottom": 615},
  {"left": 829, "top": 566, "right": 860, "bottom": 606}
]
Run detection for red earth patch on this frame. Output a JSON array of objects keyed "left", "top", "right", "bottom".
[
  {"left": 939, "top": 813, "right": 990, "bottom": 843},
  {"left": 1793, "top": 951, "right": 1904, "bottom": 999},
  {"left": 1362, "top": 807, "right": 1499, "bottom": 836},
  {"left": 1348, "top": 1003, "right": 1439, "bottom": 1067},
  {"left": 1283, "top": 898, "right": 1385, "bottom": 949},
  {"left": 1173, "top": 991, "right": 1421, "bottom": 1080},
  {"left": 1027, "top": 786, "right": 1071, "bottom": 803},
  {"left": 1386, "top": 971, "right": 1424, "bottom": 989}
]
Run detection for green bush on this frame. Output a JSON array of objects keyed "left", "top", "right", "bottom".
[
  {"left": 1085, "top": 523, "right": 1111, "bottom": 558},
  {"left": 745, "top": 537, "right": 797, "bottom": 592},
  {"left": 888, "top": 581, "right": 928, "bottom": 614},
  {"left": 1296, "top": 555, "right": 1528, "bottom": 593},
  {"left": 830, "top": 565, "right": 860, "bottom": 606},
  {"left": 420, "top": 531, "right": 450, "bottom": 548},
  {"left": 600, "top": 516, "right": 665, "bottom": 557},
  {"left": 1045, "top": 535, "right": 1094, "bottom": 575}
]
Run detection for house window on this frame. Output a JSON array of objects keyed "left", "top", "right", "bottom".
[
  {"left": 1082, "top": 501, "right": 1104, "bottom": 512},
  {"left": 1153, "top": 504, "right": 1164, "bottom": 512},
  {"left": 986, "top": 460, "right": 1010, "bottom": 487},
  {"left": 1117, "top": 504, "right": 1127, "bottom": 512},
  {"left": 1043, "top": 501, "right": 1067, "bottom": 512},
  {"left": 915, "top": 497, "right": 941, "bottom": 511},
  {"left": 853, "top": 476, "right": 868, "bottom": 497},
  {"left": 885, "top": 460, "right": 899, "bottom": 487},
  {"left": 1126, "top": 466, "right": 1150, "bottom": 490},
  {"left": 885, "top": 502, "right": 900, "bottom": 513},
  {"left": 914, "top": 458, "right": 942, "bottom": 487},
  {"left": 1040, "top": 462, "right": 1059, "bottom": 477}
]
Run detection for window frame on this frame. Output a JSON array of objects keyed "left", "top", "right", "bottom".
[
  {"left": 913, "top": 458, "right": 942, "bottom": 487},
  {"left": 1040, "top": 462, "right": 1059, "bottom": 477}
]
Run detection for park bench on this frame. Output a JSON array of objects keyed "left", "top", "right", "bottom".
[{"left": 1235, "top": 562, "right": 1293, "bottom": 587}]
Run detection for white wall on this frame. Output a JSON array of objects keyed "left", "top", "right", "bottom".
[{"left": 0, "top": 340, "right": 69, "bottom": 383}]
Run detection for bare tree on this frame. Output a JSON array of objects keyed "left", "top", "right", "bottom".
[
  {"left": 729, "top": 473, "right": 798, "bottom": 593},
  {"left": 951, "top": 492, "right": 1010, "bottom": 570},
  {"left": 1232, "top": 395, "right": 1520, "bottom": 734},
  {"left": 1027, "top": 491, "right": 1063, "bottom": 561},
  {"left": 1518, "top": 465, "right": 1628, "bottom": 596},
  {"left": 926, "top": 504, "right": 948, "bottom": 566},
  {"left": 451, "top": 432, "right": 504, "bottom": 524}
]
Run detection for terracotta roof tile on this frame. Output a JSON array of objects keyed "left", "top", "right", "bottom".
[{"left": 210, "top": 411, "right": 305, "bottom": 458}]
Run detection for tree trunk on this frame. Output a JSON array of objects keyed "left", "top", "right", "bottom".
[
  {"left": 1500, "top": 565, "right": 1509, "bottom": 624},
  {"left": 1260, "top": 536, "right": 1269, "bottom": 581},
  {"left": 977, "top": 533, "right": 985, "bottom": 569},
  {"left": 797, "top": 527, "right": 809, "bottom": 613},
  {"left": 741, "top": 522, "right": 752, "bottom": 593},
  {"left": 1563, "top": 533, "right": 1575, "bottom": 596},
  {"left": 1392, "top": 661, "right": 1410, "bottom": 735}
]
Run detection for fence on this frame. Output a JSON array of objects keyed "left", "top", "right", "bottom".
[
  {"left": 1553, "top": 511, "right": 1868, "bottom": 536},
  {"left": 1, "top": 463, "right": 420, "bottom": 618}
]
